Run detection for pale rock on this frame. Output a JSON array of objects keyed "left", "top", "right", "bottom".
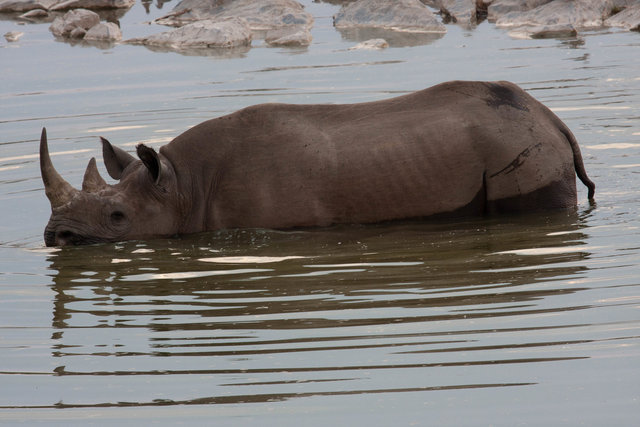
[
  {"left": 18, "top": 8, "right": 49, "bottom": 19},
  {"left": 50, "top": 0, "right": 134, "bottom": 11},
  {"left": 610, "top": 0, "right": 640, "bottom": 9},
  {"left": 49, "top": 8, "right": 100, "bottom": 38},
  {"left": 348, "top": 38, "right": 389, "bottom": 50},
  {"left": 487, "top": 0, "right": 553, "bottom": 22},
  {"left": 0, "top": 0, "right": 57, "bottom": 12},
  {"left": 507, "top": 23, "right": 577, "bottom": 39},
  {"left": 420, "top": 0, "right": 440, "bottom": 7},
  {"left": 334, "top": 0, "right": 446, "bottom": 33},
  {"left": 69, "top": 27, "right": 86, "bottom": 38},
  {"left": 265, "top": 26, "right": 312, "bottom": 46},
  {"left": 495, "top": 0, "right": 618, "bottom": 29},
  {"left": 437, "top": 0, "right": 479, "bottom": 26},
  {"left": 84, "top": 21, "right": 122, "bottom": 41},
  {"left": 4, "top": 30, "right": 24, "bottom": 41},
  {"left": 156, "top": 0, "right": 313, "bottom": 31},
  {"left": 606, "top": 3, "right": 640, "bottom": 30},
  {"left": 127, "top": 18, "right": 252, "bottom": 50}
]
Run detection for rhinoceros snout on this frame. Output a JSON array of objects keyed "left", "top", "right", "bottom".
[
  {"left": 44, "top": 228, "right": 56, "bottom": 247},
  {"left": 44, "top": 226, "right": 86, "bottom": 247}
]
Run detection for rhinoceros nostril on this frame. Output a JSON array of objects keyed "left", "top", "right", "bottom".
[{"left": 56, "top": 230, "right": 78, "bottom": 246}]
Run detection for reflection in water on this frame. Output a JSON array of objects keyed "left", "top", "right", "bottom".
[
  {"left": 336, "top": 27, "right": 445, "bottom": 47},
  {"left": 1, "top": 3, "right": 639, "bottom": 420},
  {"left": 132, "top": 43, "right": 252, "bottom": 58},
  {"left": 44, "top": 211, "right": 597, "bottom": 407}
]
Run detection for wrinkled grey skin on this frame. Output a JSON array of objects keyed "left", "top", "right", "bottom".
[
  {"left": 40, "top": 80, "right": 595, "bottom": 246},
  {"left": 41, "top": 131, "right": 184, "bottom": 246}
]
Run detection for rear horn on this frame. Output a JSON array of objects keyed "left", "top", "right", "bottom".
[{"left": 82, "top": 157, "right": 108, "bottom": 193}]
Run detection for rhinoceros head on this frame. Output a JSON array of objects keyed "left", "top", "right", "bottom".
[{"left": 40, "top": 128, "right": 183, "bottom": 246}]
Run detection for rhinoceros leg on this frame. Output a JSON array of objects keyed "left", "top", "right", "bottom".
[{"left": 487, "top": 168, "right": 577, "bottom": 213}]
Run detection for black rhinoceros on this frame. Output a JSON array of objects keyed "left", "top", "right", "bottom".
[{"left": 40, "top": 80, "right": 595, "bottom": 246}]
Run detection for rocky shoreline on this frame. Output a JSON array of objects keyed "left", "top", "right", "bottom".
[{"left": 2, "top": 0, "right": 639, "bottom": 53}]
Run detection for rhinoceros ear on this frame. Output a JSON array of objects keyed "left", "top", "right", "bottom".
[
  {"left": 101, "top": 137, "right": 135, "bottom": 180},
  {"left": 136, "top": 144, "right": 161, "bottom": 184}
]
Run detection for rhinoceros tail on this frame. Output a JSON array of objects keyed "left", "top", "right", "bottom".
[{"left": 558, "top": 122, "right": 595, "bottom": 202}]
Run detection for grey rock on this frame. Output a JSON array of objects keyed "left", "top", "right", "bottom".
[
  {"left": 49, "top": 8, "right": 100, "bottom": 37},
  {"left": 0, "top": 0, "right": 133, "bottom": 12},
  {"left": 0, "top": 0, "right": 57, "bottom": 12},
  {"left": 495, "top": 0, "right": 617, "bottom": 29},
  {"left": 265, "top": 26, "right": 312, "bottom": 46},
  {"left": 127, "top": 17, "right": 252, "bottom": 50},
  {"left": 487, "top": 0, "right": 553, "bottom": 21},
  {"left": 18, "top": 8, "right": 49, "bottom": 19},
  {"left": 507, "top": 23, "right": 577, "bottom": 38},
  {"left": 50, "top": 0, "right": 134, "bottom": 11},
  {"left": 84, "top": 21, "right": 122, "bottom": 41},
  {"left": 610, "top": 0, "right": 640, "bottom": 10},
  {"left": 334, "top": 0, "right": 446, "bottom": 33},
  {"left": 69, "top": 27, "right": 86, "bottom": 38},
  {"left": 4, "top": 30, "right": 24, "bottom": 41},
  {"left": 156, "top": 0, "right": 314, "bottom": 31},
  {"left": 348, "top": 38, "right": 389, "bottom": 50},
  {"left": 437, "top": 0, "right": 479, "bottom": 26},
  {"left": 606, "top": 3, "right": 640, "bottom": 30}
]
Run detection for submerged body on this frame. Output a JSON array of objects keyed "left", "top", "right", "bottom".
[{"left": 40, "top": 80, "right": 595, "bottom": 246}]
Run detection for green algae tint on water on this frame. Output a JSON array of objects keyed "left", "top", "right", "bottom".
[{"left": 1, "top": 1, "right": 639, "bottom": 425}]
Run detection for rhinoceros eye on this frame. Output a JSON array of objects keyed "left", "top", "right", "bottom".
[{"left": 110, "top": 211, "right": 126, "bottom": 224}]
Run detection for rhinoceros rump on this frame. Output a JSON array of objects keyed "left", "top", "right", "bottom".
[{"left": 40, "top": 80, "right": 595, "bottom": 246}]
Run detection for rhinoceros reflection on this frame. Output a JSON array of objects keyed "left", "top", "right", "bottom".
[
  {"left": 45, "top": 213, "right": 595, "bottom": 405},
  {"left": 48, "top": 212, "right": 593, "bottom": 334}
]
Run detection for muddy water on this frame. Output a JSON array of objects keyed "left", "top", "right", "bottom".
[{"left": 1, "top": 1, "right": 639, "bottom": 425}]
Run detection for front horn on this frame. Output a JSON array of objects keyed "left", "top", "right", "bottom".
[{"left": 39, "top": 128, "right": 78, "bottom": 209}]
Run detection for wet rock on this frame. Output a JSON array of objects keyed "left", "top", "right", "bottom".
[
  {"left": 606, "top": 3, "right": 640, "bottom": 30},
  {"left": 476, "top": 0, "right": 495, "bottom": 11},
  {"left": 0, "top": 0, "right": 57, "bottom": 12},
  {"left": 437, "top": 0, "right": 479, "bottom": 26},
  {"left": 49, "top": 8, "right": 100, "bottom": 38},
  {"left": 84, "top": 21, "right": 121, "bottom": 41},
  {"left": 4, "top": 30, "right": 24, "bottom": 41},
  {"left": 348, "top": 38, "right": 389, "bottom": 50},
  {"left": 265, "top": 26, "right": 312, "bottom": 46},
  {"left": 495, "top": 0, "right": 618, "bottom": 29},
  {"left": 69, "top": 26, "right": 86, "bottom": 38},
  {"left": 420, "top": 0, "right": 440, "bottom": 7},
  {"left": 18, "top": 8, "right": 49, "bottom": 19},
  {"left": 0, "top": 0, "right": 132, "bottom": 12},
  {"left": 610, "top": 0, "right": 640, "bottom": 9},
  {"left": 50, "top": 0, "right": 134, "bottom": 11},
  {"left": 127, "top": 17, "right": 252, "bottom": 50},
  {"left": 487, "top": 0, "right": 552, "bottom": 22},
  {"left": 334, "top": 0, "right": 446, "bottom": 33},
  {"left": 507, "top": 23, "right": 577, "bottom": 39},
  {"left": 156, "top": 0, "right": 314, "bottom": 31}
]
